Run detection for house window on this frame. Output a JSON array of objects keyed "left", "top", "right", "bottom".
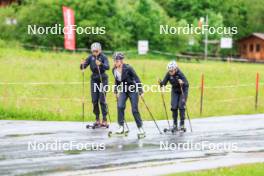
[
  {"left": 250, "top": 44, "right": 254, "bottom": 52},
  {"left": 256, "top": 44, "right": 261, "bottom": 52},
  {"left": 243, "top": 44, "right": 247, "bottom": 51},
  {"left": 243, "top": 44, "right": 247, "bottom": 50},
  {"left": 241, "top": 44, "right": 247, "bottom": 54}
]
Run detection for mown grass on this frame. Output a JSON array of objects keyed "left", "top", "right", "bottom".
[
  {"left": 165, "top": 162, "right": 264, "bottom": 176},
  {"left": 0, "top": 46, "right": 264, "bottom": 121}
]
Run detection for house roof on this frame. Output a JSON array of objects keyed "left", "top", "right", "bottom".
[
  {"left": 253, "top": 33, "right": 264, "bottom": 40},
  {"left": 238, "top": 33, "right": 264, "bottom": 42}
]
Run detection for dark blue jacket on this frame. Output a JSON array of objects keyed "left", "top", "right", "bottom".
[
  {"left": 80, "top": 53, "right": 109, "bottom": 80},
  {"left": 160, "top": 69, "right": 189, "bottom": 93},
  {"left": 112, "top": 64, "right": 143, "bottom": 94}
]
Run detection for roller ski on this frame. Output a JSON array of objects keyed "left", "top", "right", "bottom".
[
  {"left": 108, "top": 125, "right": 129, "bottom": 137},
  {"left": 179, "top": 125, "right": 186, "bottom": 133},
  {"left": 86, "top": 120, "right": 109, "bottom": 129},
  {"left": 164, "top": 124, "right": 179, "bottom": 134},
  {"left": 137, "top": 127, "right": 146, "bottom": 139},
  {"left": 100, "top": 120, "right": 110, "bottom": 128},
  {"left": 171, "top": 125, "right": 179, "bottom": 133},
  {"left": 86, "top": 120, "right": 100, "bottom": 129}
]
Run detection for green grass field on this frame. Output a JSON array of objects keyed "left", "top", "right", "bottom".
[
  {"left": 0, "top": 46, "right": 264, "bottom": 121},
  {"left": 165, "top": 162, "right": 264, "bottom": 176}
]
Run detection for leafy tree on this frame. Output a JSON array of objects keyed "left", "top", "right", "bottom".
[{"left": 1, "top": 0, "right": 263, "bottom": 54}]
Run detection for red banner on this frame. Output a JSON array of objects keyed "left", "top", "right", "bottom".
[{"left": 62, "top": 6, "right": 76, "bottom": 50}]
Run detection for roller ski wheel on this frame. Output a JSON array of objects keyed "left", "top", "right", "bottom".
[
  {"left": 108, "top": 131, "right": 112, "bottom": 137},
  {"left": 137, "top": 132, "right": 146, "bottom": 139},
  {"left": 171, "top": 128, "right": 177, "bottom": 133},
  {"left": 163, "top": 128, "right": 169, "bottom": 133},
  {"left": 108, "top": 130, "right": 129, "bottom": 138}
]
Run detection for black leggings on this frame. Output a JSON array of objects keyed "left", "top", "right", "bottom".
[{"left": 117, "top": 91, "right": 143, "bottom": 128}]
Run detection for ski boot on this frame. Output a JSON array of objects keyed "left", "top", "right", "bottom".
[
  {"left": 108, "top": 125, "right": 128, "bottom": 137},
  {"left": 100, "top": 119, "right": 109, "bottom": 128},
  {"left": 137, "top": 127, "right": 146, "bottom": 139},
  {"left": 86, "top": 120, "right": 100, "bottom": 129}
]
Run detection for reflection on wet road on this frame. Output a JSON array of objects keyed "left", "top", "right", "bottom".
[{"left": 0, "top": 114, "right": 264, "bottom": 176}]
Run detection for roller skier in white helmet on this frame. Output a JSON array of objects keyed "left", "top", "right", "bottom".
[
  {"left": 159, "top": 60, "right": 189, "bottom": 132},
  {"left": 80, "top": 42, "right": 110, "bottom": 128}
]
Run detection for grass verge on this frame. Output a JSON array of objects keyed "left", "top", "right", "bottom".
[
  {"left": 0, "top": 46, "right": 264, "bottom": 121},
  {"left": 164, "top": 162, "right": 264, "bottom": 176}
]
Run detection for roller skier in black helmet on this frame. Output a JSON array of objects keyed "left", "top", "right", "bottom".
[{"left": 111, "top": 52, "right": 145, "bottom": 137}]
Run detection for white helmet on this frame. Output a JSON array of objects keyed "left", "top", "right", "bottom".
[
  {"left": 91, "top": 42, "right": 102, "bottom": 51},
  {"left": 167, "top": 60, "right": 178, "bottom": 71}
]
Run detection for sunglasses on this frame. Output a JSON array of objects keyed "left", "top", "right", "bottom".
[{"left": 92, "top": 50, "right": 99, "bottom": 53}]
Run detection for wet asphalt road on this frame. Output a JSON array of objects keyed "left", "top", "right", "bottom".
[{"left": 0, "top": 114, "right": 264, "bottom": 176}]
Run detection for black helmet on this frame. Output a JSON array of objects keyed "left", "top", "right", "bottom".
[{"left": 113, "top": 52, "right": 124, "bottom": 60}]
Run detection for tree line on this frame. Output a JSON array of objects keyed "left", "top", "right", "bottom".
[{"left": 0, "top": 0, "right": 263, "bottom": 54}]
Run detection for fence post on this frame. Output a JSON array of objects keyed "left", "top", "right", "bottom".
[
  {"left": 255, "top": 72, "right": 259, "bottom": 110},
  {"left": 200, "top": 73, "right": 204, "bottom": 116}
]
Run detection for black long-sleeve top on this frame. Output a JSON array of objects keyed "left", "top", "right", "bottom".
[
  {"left": 112, "top": 64, "right": 143, "bottom": 94},
  {"left": 80, "top": 53, "right": 109, "bottom": 74},
  {"left": 160, "top": 69, "right": 189, "bottom": 93}
]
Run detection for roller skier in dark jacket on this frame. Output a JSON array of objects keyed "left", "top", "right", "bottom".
[
  {"left": 80, "top": 42, "right": 109, "bottom": 128},
  {"left": 159, "top": 61, "right": 189, "bottom": 132},
  {"left": 112, "top": 52, "right": 145, "bottom": 136}
]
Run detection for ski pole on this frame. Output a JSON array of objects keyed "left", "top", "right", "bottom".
[
  {"left": 115, "top": 95, "right": 129, "bottom": 132},
  {"left": 158, "top": 79, "right": 171, "bottom": 129},
  {"left": 140, "top": 95, "right": 162, "bottom": 134},
  {"left": 124, "top": 118, "right": 129, "bottom": 132},
  {"left": 179, "top": 83, "right": 193, "bottom": 132},
  {"left": 81, "top": 59, "right": 85, "bottom": 123},
  {"left": 96, "top": 60, "right": 111, "bottom": 123}
]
